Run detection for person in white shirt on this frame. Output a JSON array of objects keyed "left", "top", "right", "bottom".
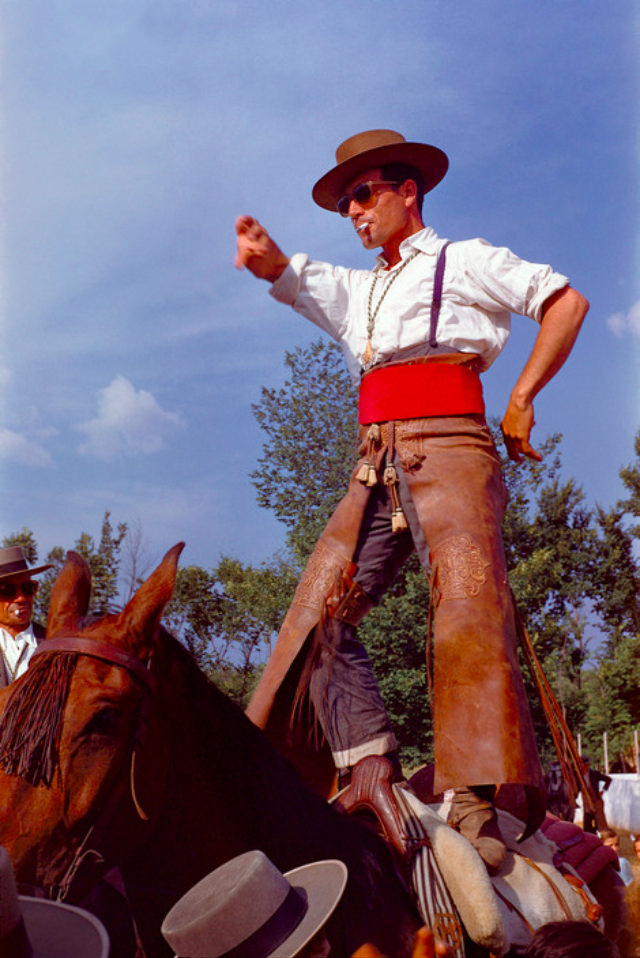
[
  {"left": 0, "top": 546, "right": 52, "bottom": 687},
  {"left": 236, "top": 129, "right": 588, "bottom": 873}
]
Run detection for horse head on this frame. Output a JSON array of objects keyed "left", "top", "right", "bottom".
[{"left": 0, "top": 543, "right": 184, "bottom": 902}]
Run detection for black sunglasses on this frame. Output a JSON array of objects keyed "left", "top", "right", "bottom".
[
  {"left": 0, "top": 579, "right": 39, "bottom": 600},
  {"left": 336, "top": 180, "right": 401, "bottom": 217}
]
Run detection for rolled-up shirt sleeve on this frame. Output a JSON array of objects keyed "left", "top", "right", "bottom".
[
  {"left": 453, "top": 239, "right": 569, "bottom": 323},
  {"left": 270, "top": 254, "right": 366, "bottom": 342}
]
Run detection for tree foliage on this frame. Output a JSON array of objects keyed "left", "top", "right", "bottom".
[
  {"left": 251, "top": 340, "right": 359, "bottom": 564},
  {"left": 3, "top": 511, "right": 127, "bottom": 623}
]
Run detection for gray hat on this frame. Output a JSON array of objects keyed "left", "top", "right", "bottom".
[
  {"left": 161, "top": 850, "right": 348, "bottom": 957},
  {"left": 0, "top": 846, "right": 110, "bottom": 957},
  {"left": 0, "top": 546, "right": 53, "bottom": 581}
]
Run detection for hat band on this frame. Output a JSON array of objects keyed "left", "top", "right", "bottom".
[
  {"left": 0, "top": 916, "right": 32, "bottom": 958},
  {"left": 0, "top": 561, "right": 29, "bottom": 577},
  {"left": 212, "top": 886, "right": 307, "bottom": 958}
]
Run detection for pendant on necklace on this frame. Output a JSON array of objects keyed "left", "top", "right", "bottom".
[{"left": 363, "top": 340, "right": 373, "bottom": 365}]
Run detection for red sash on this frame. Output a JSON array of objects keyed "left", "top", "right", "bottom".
[{"left": 359, "top": 360, "right": 485, "bottom": 424}]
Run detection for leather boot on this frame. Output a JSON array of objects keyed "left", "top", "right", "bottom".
[
  {"left": 447, "top": 785, "right": 507, "bottom": 875},
  {"left": 333, "top": 754, "right": 408, "bottom": 859}
]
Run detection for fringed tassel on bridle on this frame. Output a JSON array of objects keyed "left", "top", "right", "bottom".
[{"left": 0, "top": 653, "right": 78, "bottom": 787}]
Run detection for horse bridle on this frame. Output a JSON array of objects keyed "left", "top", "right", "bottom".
[
  {"left": 26, "top": 635, "right": 157, "bottom": 903},
  {"left": 30, "top": 636, "right": 156, "bottom": 694}
]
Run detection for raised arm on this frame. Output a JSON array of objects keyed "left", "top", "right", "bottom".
[
  {"left": 501, "top": 285, "right": 589, "bottom": 462},
  {"left": 234, "top": 215, "right": 290, "bottom": 283}
]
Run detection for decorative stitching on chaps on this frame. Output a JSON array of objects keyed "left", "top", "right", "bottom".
[
  {"left": 431, "top": 534, "right": 490, "bottom": 601},
  {"left": 292, "top": 541, "right": 351, "bottom": 612}
]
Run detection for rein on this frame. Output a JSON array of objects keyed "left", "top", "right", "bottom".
[{"left": 5, "top": 636, "right": 157, "bottom": 904}]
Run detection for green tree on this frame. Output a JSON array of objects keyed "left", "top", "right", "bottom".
[
  {"left": 6, "top": 512, "right": 128, "bottom": 623},
  {"left": 591, "top": 505, "right": 640, "bottom": 643},
  {"left": 252, "top": 339, "right": 358, "bottom": 564},
  {"left": 164, "top": 563, "right": 271, "bottom": 704},
  {"left": 88, "top": 511, "right": 128, "bottom": 613}
]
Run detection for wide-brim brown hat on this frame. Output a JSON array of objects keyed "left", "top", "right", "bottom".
[
  {"left": 312, "top": 129, "right": 448, "bottom": 212},
  {"left": 161, "top": 849, "right": 348, "bottom": 957},
  {"left": 0, "top": 546, "right": 53, "bottom": 581}
]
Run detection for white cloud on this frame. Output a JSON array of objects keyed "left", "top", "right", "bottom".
[
  {"left": 606, "top": 300, "right": 640, "bottom": 338},
  {"left": 76, "top": 375, "right": 184, "bottom": 460},
  {"left": 0, "top": 429, "right": 53, "bottom": 467}
]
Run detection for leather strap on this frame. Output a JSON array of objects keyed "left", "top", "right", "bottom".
[
  {"left": 429, "top": 241, "right": 450, "bottom": 347},
  {"left": 31, "top": 637, "right": 155, "bottom": 692}
]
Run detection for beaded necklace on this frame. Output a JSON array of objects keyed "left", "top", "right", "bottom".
[{"left": 363, "top": 249, "right": 421, "bottom": 366}]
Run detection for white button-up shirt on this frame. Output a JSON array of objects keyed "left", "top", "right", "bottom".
[
  {"left": 270, "top": 226, "right": 569, "bottom": 385},
  {"left": 0, "top": 623, "right": 38, "bottom": 683}
]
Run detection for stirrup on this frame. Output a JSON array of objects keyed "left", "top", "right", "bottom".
[{"left": 333, "top": 755, "right": 408, "bottom": 860}]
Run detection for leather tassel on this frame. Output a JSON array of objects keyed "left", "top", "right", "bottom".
[
  {"left": 356, "top": 461, "right": 370, "bottom": 483},
  {"left": 386, "top": 461, "right": 408, "bottom": 533},
  {"left": 391, "top": 509, "right": 409, "bottom": 533},
  {"left": 357, "top": 424, "right": 382, "bottom": 487}
]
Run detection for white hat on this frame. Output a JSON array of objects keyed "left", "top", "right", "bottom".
[
  {"left": 161, "top": 850, "right": 348, "bottom": 957},
  {"left": 0, "top": 847, "right": 110, "bottom": 957}
]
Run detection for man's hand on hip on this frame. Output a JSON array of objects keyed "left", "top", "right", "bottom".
[{"left": 501, "top": 397, "right": 542, "bottom": 463}]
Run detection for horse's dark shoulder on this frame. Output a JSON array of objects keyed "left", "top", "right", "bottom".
[{"left": 150, "top": 628, "right": 421, "bottom": 956}]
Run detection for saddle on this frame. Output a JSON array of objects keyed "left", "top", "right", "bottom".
[{"left": 333, "top": 767, "right": 608, "bottom": 957}]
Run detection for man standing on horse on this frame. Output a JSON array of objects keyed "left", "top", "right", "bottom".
[
  {"left": 0, "top": 546, "right": 51, "bottom": 687},
  {"left": 236, "top": 129, "right": 588, "bottom": 873}
]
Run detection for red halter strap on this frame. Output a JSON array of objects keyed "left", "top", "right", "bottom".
[{"left": 30, "top": 636, "right": 156, "bottom": 693}]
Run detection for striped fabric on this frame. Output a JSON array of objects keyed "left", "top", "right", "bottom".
[{"left": 393, "top": 785, "right": 466, "bottom": 957}]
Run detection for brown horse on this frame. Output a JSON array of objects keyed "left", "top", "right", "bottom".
[{"left": 0, "top": 545, "right": 423, "bottom": 958}]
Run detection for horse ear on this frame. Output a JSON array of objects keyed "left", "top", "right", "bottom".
[
  {"left": 119, "top": 542, "right": 185, "bottom": 656},
  {"left": 47, "top": 551, "right": 92, "bottom": 637}
]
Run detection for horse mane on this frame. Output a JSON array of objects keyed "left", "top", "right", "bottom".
[{"left": 0, "top": 652, "right": 78, "bottom": 787}]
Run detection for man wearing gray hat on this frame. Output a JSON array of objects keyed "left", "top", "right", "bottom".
[
  {"left": 0, "top": 546, "right": 52, "bottom": 687},
  {"left": 235, "top": 129, "right": 588, "bottom": 872}
]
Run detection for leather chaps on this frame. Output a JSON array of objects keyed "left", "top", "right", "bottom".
[{"left": 246, "top": 414, "right": 544, "bottom": 807}]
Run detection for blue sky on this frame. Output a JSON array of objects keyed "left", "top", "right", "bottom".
[{"left": 1, "top": 0, "right": 638, "bottom": 578}]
